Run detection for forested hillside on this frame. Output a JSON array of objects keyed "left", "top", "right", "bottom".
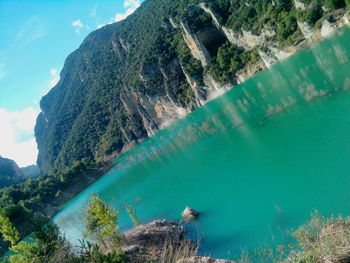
[
  {"left": 20, "top": 165, "right": 41, "bottom": 179},
  {"left": 0, "top": 157, "right": 25, "bottom": 188},
  {"left": 35, "top": 0, "right": 350, "bottom": 173}
]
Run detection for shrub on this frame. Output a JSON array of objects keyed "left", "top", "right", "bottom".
[{"left": 84, "top": 193, "right": 121, "bottom": 249}]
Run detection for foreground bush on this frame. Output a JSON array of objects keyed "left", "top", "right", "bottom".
[
  {"left": 0, "top": 195, "right": 125, "bottom": 263},
  {"left": 285, "top": 212, "right": 350, "bottom": 263}
]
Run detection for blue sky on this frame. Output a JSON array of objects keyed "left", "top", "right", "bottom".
[{"left": 0, "top": 0, "right": 143, "bottom": 166}]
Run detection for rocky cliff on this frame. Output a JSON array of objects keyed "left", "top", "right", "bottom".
[
  {"left": 35, "top": 0, "right": 350, "bottom": 173},
  {"left": 0, "top": 156, "right": 26, "bottom": 188}
]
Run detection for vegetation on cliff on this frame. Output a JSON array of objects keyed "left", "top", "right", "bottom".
[
  {"left": 35, "top": 0, "right": 350, "bottom": 177},
  {"left": 0, "top": 157, "right": 26, "bottom": 189},
  {"left": 0, "top": 159, "right": 109, "bottom": 253}
]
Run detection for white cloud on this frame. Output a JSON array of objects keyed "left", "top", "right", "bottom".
[
  {"left": 72, "top": 19, "right": 84, "bottom": 28},
  {"left": 95, "top": 0, "right": 141, "bottom": 28},
  {"left": 0, "top": 107, "right": 40, "bottom": 167},
  {"left": 113, "top": 0, "right": 141, "bottom": 22},
  {"left": 124, "top": 0, "right": 140, "bottom": 8},
  {"left": 49, "top": 68, "right": 60, "bottom": 88},
  {"left": 71, "top": 19, "right": 85, "bottom": 34}
]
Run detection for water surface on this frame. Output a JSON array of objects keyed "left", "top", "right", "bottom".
[{"left": 54, "top": 26, "right": 350, "bottom": 259}]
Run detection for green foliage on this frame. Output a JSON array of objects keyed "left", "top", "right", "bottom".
[
  {"left": 236, "top": 212, "right": 350, "bottom": 263},
  {"left": 286, "top": 212, "right": 350, "bottom": 263},
  {"left": 2, "top": 216, "right": 125, "bottom": 263},
  {"left": 295, "top": 2, "right": 323, "bottom": 24},
  {"left": 79, "top": 240, "right": 125, "bottom": 263},
  {"left": 171, "top": 32, "right": 203, "bottom": 78},
  {"left": 324, "top": 0, "right": 346, "bottom": 10},
  {"left": 226, "top": 0, "right": 296, "bottom": 35},
  {"left": 8, "top": 222, "right": 69, "bottom": 263},
  {"left": 176, "top": 82, "right": 194, "bottom": 106},
  {"left": 275, "top": 12, "right": 298, "bottom": 45},
  {"left": 0, "top": 159, "right": 103, "bottom": 252},
  {"left": 0, "top": 157, "right": 25, "bottom": 189},
  {"left": 0, "top": 209, "right": 20, "bottom": 246},
  {"left": 209, "top": 42, "right": 259, "bottom": 82},
  {"left": 84, "top": 193, "right": 121, "bottom": 249},
  {"left": 125, "top": 205, "right": 141, "bottom": 227}
]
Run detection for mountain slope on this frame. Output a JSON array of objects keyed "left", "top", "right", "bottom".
[
  {"left": 21, "top": 165, "right": 41, "bottom": 179},
  {"left": 0, "top": 157, "right": 25, "bottom": 188},
  {"left": 35, "top": 0, "right": 350, "bottom": 173}
]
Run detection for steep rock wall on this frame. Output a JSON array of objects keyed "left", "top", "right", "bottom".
[{"left": 34, "top": 0, "right": 350, "bottom": 173}]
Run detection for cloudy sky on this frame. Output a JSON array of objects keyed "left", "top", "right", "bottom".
[{"left": 0, "top": 0, "right": 144, "bottom": 167}]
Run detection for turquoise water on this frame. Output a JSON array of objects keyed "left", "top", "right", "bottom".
[{"left": 54, "top": 26, "right": 350, "bottom": 259}]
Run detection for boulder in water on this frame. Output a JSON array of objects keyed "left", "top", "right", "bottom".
[{"left": 181, "top": 206, "right": 199, "bottom": 221}]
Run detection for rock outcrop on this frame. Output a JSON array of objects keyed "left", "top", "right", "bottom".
[
  {"left": 297, "top": 21, "right": 314, "bottom": 39},
  {"left": 321, "top": 12, "right": 350, "bottom": 38},
  {"left": 122, "top": 219, "right": 187, "bottom": 262},
  {"left": 121, "top": 219, "right": 234, "bottom": 263},
  {"left": 198, "top": 3, "right": 276, "bottom": 50},
  {"left": 180, "top": 21, "right": 211, "bottom": 67},
  {"left": 182, "top": 207, "right": 200, "bottom": 221}
]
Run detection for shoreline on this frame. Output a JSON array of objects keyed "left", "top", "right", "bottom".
[{"left": 0, "top": 161, "right": 114, "bottom": 254}]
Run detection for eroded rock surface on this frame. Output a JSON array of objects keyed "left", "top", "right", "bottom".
[{"left": 122, "top": 219, "right": 186, "bottom": 262}]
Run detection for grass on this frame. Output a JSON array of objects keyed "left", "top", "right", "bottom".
[
  {"left": 236, "top": 212, "right": 350, "bottom": 263},
  {"left": 159, "top": 239, "right": 198, "bottom": 263}
]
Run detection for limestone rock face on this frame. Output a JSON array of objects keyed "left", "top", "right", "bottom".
[
  {"left": 321, "top": 13, "right": 350, "bottom": 38},
  {"left": 182, "top": 206, "right": 200, "bottom": 221},
  {"left": 293, "top": 0, "right": 309, "bottom": 10},
  {"left": 297, "top": 21, "right": 314, "bottom": 39},
  {"left": 180, "top": 21, "right": 211, "bottom": 67},
  {"left": 321, "top": 19, "right": 338, "bottom": 37}
]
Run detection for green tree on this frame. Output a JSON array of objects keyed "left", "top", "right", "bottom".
[
  {"left": 324, "top": 0, "right": 345, "bottom": 9},
  {"left": 0, "top": 208, "right": 20, "bottom": 246},
  {"left": 84, "top": 193, "right": 121, "bottom": 249}
]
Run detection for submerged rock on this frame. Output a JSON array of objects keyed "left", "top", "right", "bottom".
[{"left": 182, "top": 206, "right": 200, "bottom": 221}]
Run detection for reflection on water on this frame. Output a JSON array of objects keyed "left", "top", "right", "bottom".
[{"left": 54, "top": 26, "right": 350, "bottom": 259}]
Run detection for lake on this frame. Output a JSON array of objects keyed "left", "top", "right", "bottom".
[{"left": 54, "top": 26, "right": 350, "bottom": 260}]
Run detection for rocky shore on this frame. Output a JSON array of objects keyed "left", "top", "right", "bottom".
[{"left": 120, "top": 219, "right": 234, "bottom": 263}]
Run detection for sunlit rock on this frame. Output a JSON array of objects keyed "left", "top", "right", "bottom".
[{"left": 182, "top": 206, "right": 200, "bottom": 221}]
